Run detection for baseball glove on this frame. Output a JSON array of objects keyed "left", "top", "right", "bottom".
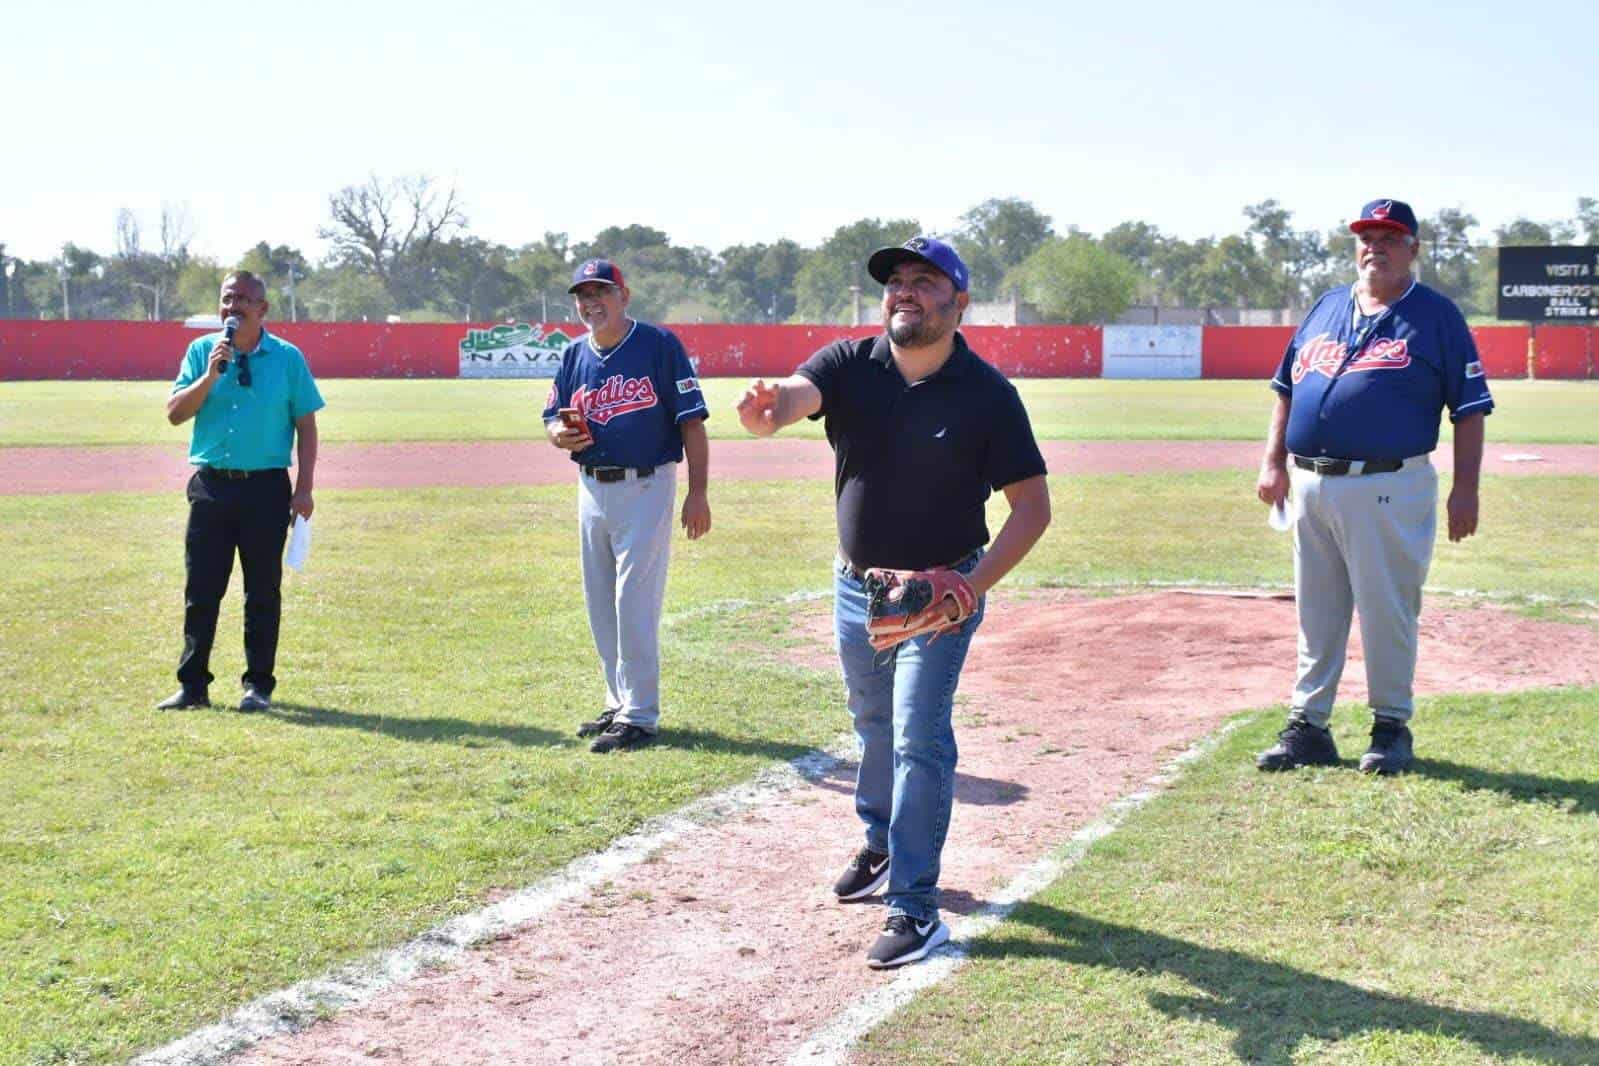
[{"left": 863, "top": 567, "right": 978, "bottom": 652}]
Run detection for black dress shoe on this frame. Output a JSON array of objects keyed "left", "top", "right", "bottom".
[
  {"left": 238, "top": 687, "right": 271, "bottom": 713},
  {"left": 156, "top": 689, "right": 210, "bottom": 710}
]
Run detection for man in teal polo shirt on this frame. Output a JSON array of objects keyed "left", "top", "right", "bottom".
[{"left": 158, "top": 270, "right": 324, "bottom": 712}]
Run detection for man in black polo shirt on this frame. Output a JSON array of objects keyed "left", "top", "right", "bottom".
[{"left": 735, "top": 236, "right": 1051, "bottom": 969}]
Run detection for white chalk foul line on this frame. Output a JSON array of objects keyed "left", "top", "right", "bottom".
[
  {"left": 787, "top": 719, "right": 1243, "bottom": 1065},
  {"left": 134, "top": 745, "right": 849, "bottom": 1066}
]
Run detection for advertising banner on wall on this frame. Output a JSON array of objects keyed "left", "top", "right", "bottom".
[
  {"left": 458, "top": 322, "right": 578, "bottom": 378},
  {"left": 1497, "top": 247, "right": 1599, "bottom": 322}
]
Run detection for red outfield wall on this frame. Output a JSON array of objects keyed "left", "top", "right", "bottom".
[{"left": 0, "top": 320, "right": 1588, "bottom": 380}]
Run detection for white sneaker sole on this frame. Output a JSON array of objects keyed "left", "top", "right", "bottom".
[
  {"left": 866, "top": 920, "right": 949, "bottom": 969},
  {"left": 834, "top": 865, "right": 889, "bottom": 901}
]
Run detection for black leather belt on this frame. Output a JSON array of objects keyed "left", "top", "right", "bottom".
[
  {"left": 582, "top": 465, "right": 655, "bottom": 483},
  {"left": 201, "top": 467, "right": 275, "bottom": 480},
  {"left": 839, "top": 549, "right": 981, "bottom": 582},
  {"left": 1292, "top": 456, "right": 1404, "bottom": 477}
]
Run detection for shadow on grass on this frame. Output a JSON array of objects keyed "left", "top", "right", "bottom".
[
  {"left": 268, "top": 702, "right": 567, "bottom": 748},
  {"left": 264, "top": 707, "right": 832, "bottom": 765},
  {"left": 976, "top": 904, "right": 1598, "bottom": 1064},
  {"left": 1409, "top": 758, "right": 1599, "bottom": 814}
]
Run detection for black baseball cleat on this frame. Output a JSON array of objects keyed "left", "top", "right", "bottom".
[
  {"left": 577, "top": 708, "right": 618, "bottom": 738},
  {"left": 589, "top": 722, "right": 657, "bottom": 754},
  {"left": 1256, "top": 718, "right": 1340, "bottom": 771},
  {"left": 156, "top": 689, "right": 210, "bottom": 710},
  {"left": 1360, "top": 718, "right": 1414, "bottom": 775},
  {"left": 833, "top": 846, "right": 890, "bottom": 901},
  {"left": 867, "top": 913, "right": 950, "bottom": 969},
  {"left": 238, "top": 686, "right": 271, "bottom": 713}
]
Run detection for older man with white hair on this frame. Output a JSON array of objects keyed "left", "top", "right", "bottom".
[{"left": 1255, "top": 199, "right": 1494, "bottom": 776}]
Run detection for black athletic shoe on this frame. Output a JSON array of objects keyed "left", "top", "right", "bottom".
[
  {"left": 238, "top": 686, "right": 271, "bottom": 713},
  {"left": 577, "top": 708, "right": 618, "bottom": 738},
  {"left": 1359, "top": 718, "right": 1414, "bottom": 775},
  {"left": 156, "top": 689, "right": 210, "bottom": 710},
  {"left": 1256, "top": 718, "right": 1340, "bottom": 771},
  {"left": 589, "top": 722, "right": 657, "bottom": 754},
  {"left": 866, "top": 914, "right": 950, "bottom": 969},
  {"left": 833, "top": 846, "right": 890, "bottom": 901}
]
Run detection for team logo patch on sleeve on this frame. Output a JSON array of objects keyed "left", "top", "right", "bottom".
[
  {"left": 545, "top": 382, "right": 558, "bottom": 409},
  {"left": 676, "top": 376, "right": 700, "bottom": 394},
  {"left": 1465, "top": 360, "right": 1485, "bottom": 379}
]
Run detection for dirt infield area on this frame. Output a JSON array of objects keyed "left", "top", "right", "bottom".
[
  {"left": 196, "top": 590, "right": 1599, "bottom": 1066},
  {"left": 6, "top": 439, "right": 1599, "bottom": 494}
]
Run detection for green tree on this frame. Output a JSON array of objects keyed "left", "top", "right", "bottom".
[
  {"left": 175, "top": 258, "right": 227, "bottom": 318},
  {"left": 952, "top": 198, "right": 1053, "bottom": 300},
  {"left": 1575, "top": 197, "right": 1599, "bottom": 245},
  {"left": 1179, "top": 236, "right": 1275, "bottom": 309},
  {"left": 1495, "top": 218, "right": 1574, "bottom": 245},
  {"left": 319, "top": 174, "right": 465, "bottom": 311},
  {"left": 710, "top": 240, "right": 806, "bottom": 322},
  {"left": 1243, "top": 199, "right": 1327, "bottom": 306},
  {"left": 1002, "top": 235, "right": 1139, "bottom": 323},
  {"left": 109, "top": 206, "right": 194, "bottom": 319},
  {"left": 1418, "top": 208, "right": 1480, "bottom": 311},
  {"left": 507, "top": 233, "right": 572, "bottom": 321},
  {"left": 794, "top": 217, "right": 918, "bottom": 323},
  {"left": 430, "top": 237, "right": 520, "bottom": 321},
  {"left": 298, "top": 263, "right": 396, "bottom": 322},
  {"left": 39, "top": 243, "right": 128, "bottom": 320},
  {"left": 1147, "top": 237, "right": 1211, "bottom": 309}
]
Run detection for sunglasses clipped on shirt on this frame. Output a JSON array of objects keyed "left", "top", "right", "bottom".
[{"left": 233, "top": 350, "right": 252, "bottom": 387}]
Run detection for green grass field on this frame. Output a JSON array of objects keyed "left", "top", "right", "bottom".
[
  {"left": 1, "top": 378, "right": 1596, "bottom": 447},
  {"left": 859, "top": 688, "right": 1599, "bottom": 1065},
  {"left": 2, "top": 379, "right": 1597, "bottom": 1062}
]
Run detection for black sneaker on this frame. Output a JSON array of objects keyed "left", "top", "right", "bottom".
[
  {"left": 866, "top": 914, "right": 949, "bottom": 969},
  {"left": 1256, "top": 718, "right": 1340, "bottom": 771},
  {"left": 589, "top": 722, "right": 657, "bottom": 754},
  {"left": 833, "top": 846, "right": 890, "bottom": 901},
  {"left": 1359, "top": 718, "right": 1414, "bottom": 775},
  {"left": 577, "top": 708, "right": 618, "bottom": 738},
  {"left": 238, "top": 686, "right": 271, "bottom": 713},
  {"left": 156, "top": 689, "right": 210, "bottom": 710}
]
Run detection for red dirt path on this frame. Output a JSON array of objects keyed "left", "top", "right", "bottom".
[
  {"left": 6, "top": 439, "right": 1599, "bottom": 495},
  {"left": 228, "top": 590, "right": 1599, "bottom": 1066}
]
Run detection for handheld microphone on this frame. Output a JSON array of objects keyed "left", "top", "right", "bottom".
[{"left": 219, "top": 316, "right": 240, "bottom": 370}]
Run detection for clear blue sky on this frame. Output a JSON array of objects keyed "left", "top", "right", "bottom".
[{"left": 4, "top": 0, "right": 1594, "bottom": 263}]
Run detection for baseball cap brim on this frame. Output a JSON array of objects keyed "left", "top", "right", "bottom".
[
  {"left": 566, "top": 277, "right": 621, "bottom": 294},
  {"left": 1349, "top": 218, "right": 1413, "bottom": 235},
  {"left": 867, "top": 247, "right": 948, "bottom": 287}
]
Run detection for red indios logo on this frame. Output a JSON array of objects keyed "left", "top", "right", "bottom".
[
  {"left": 1291, "top": 333, "right": 1411, "bottom": 383},
  {"left": 573, "top": 374, "right": 659, "bottom": 425}
]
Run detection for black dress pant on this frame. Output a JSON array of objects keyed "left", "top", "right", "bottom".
[{"left": 176, "top": 468, "right": 292, "bottom": 696}]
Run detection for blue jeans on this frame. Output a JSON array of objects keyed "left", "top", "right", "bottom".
[{"left": 833, "top": 552, "right": 985, "bottom": 923}]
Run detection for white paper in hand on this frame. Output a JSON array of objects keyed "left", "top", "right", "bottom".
[
  {"left": 1267, "top": 499, "right": 1292, "bottom": 532},
  {"left": 285, "top": 515, "right": 312, "bottom": 571}
]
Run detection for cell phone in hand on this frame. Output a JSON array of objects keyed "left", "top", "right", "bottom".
[{"left": 559, "top": 408, "right": 589, "bottom": 434}]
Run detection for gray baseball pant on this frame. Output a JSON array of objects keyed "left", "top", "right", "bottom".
[
  {"left": 577, "top": 462, "right": 677, "bottom": 732},
  {"left": 1289, "top": 457, "right": 1437, "bottom": 726}
]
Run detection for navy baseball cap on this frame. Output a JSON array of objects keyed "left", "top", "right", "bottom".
[
  {"left": 1349, "top": 199, "right": 1418, "bottom": 237},
  {"left": 567, "top": 258, "right": 625, "bottom": 293},
  {"left": 867, "top": 236, "right": 970, "bottom": 293}
]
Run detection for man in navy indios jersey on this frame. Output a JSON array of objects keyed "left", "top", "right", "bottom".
[
  {"left": 1255, "top": 199, "right": 1493, "bottom": 776},
  {"left": 543, "top": 258, "right": 711, "bottom": 754}
]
